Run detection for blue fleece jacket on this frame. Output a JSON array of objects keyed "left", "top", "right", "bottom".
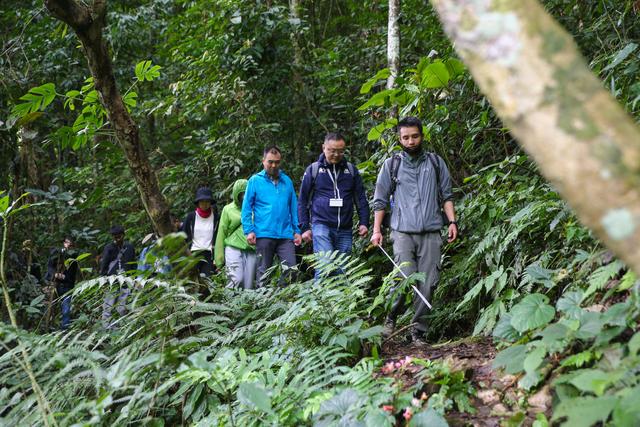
[
  {"left": 241, "top": 170, "right": 301, "bottom": 239},
  {"left": 298, "top": 154, "right": 370, "bottom": 232}
]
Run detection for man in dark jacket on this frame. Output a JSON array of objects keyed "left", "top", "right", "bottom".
[
  {"left": 181, "top": 187, "right": 218, "bottom": 277},
  {"left": 101, "top": 225, "right": 136, "bottom": 328},
  {"left": 45, "top": 236, "right": 78, "bottom": 329},
  {"left": 298, "top": 132, "right": 369, "bottom": 277}
]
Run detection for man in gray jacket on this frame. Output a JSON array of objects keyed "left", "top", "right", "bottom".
[{"left": 370, "top": 117, "right": 458, "bottom": 345}]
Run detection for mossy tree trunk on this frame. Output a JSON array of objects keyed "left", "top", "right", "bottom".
[{"left": 429, "top": 0, "right": 640, "bottom": 271}]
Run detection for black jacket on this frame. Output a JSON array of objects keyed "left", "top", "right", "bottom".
[
  {"left": 45, "top": 248, "right": 78, "bottom": 293},
  {"left": 181, "top": 209, "right": 219, "bottom": 248},
  {"left": 100, "top": 241, "right": 136, "bottom": 276}
]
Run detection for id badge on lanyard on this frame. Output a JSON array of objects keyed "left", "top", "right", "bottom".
[{"left": 327, "top": 167, "right": 343, "bottom": 208}]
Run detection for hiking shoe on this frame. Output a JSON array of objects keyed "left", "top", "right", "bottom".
[
  {"left": 411, "top": 331, "right": 427, "bottom": 346},
  {"left": 381, "top": 319, "right": 395, "bottom": 339}
]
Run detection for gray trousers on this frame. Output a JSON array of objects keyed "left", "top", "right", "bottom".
[
  {"left": 102, "top": 287, "right": 130, "bottom": 329},
  {"left": 255, "top": 238, "right": 296, "bottom": 287},
  {"left": 388, "top": 230, "right": 442, "bottom": 333},
  {"left": 225, "top": 246, "right": 257, "bottom": 289}
]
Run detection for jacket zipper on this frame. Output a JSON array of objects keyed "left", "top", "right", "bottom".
[{"left": 333, "top": 164, "right": 341, "bottom": 229}]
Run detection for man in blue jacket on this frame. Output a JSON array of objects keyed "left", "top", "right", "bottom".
[
  {"left": 242, "top": 146, "right": 302, "bottom": 287},
  {"left": 298, "top": 132, "right": 369, "bottom": 277}
]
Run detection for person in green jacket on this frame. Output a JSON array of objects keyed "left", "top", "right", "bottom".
[{"left": 214, "top": 179, "right": 257, "bottom": 289}]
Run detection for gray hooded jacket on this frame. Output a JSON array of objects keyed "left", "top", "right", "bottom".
[{"left": 372, "top": 151, "right": 453, "bottom": 233}]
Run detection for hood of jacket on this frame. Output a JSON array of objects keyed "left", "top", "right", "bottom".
[{"left": 232, "top": 179, "right": 248, "bottom": 208}]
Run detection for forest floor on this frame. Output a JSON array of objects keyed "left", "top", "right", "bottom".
[{"left": 379, "top": 336, "right": 552, "bottom": 426}]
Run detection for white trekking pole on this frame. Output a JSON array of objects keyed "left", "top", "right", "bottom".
[{"left": 378, "top": 245, "right": 432, "bottom": 310}]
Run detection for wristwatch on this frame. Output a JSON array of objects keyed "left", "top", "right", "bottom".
[{"left": 449, "top": 221, "right": 458, "bottom": 226}]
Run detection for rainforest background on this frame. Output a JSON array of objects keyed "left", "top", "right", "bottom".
[{"left": 1, "top": 0, "right": 640, "bottom": 425}]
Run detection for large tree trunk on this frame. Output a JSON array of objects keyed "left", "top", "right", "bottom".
[
  {"left": 429, "top": 0, "right": 640, "bottom": 271},
  {"left": 44, "top": 0, "right": 173, "bottom": 236},
  {"left": 289, "top": 0, "right": 305, "bottom": 165},
  {"left": 386, "top": 0, "right": 400, "bottom": 90}
]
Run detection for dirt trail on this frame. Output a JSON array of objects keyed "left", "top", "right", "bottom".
[{"left": 379, "top": 336, "right": 551, "bottom": 426}]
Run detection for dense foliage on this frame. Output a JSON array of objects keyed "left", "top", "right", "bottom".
[{"left": 1, "top": 0, "right": 640, "bottom": 425}]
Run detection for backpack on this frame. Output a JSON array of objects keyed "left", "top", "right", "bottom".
[
  {"left": 388, "top": 152, "right": 450, "bottom": 226},
  {"left": 306, "top": 161, "right": 357, "bottom": 208}
]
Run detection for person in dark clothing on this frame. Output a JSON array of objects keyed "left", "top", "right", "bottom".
[
  {"left": 101, "top": 225, "right": 136, "bottom": 328},
  {"left": 181, "top": 187, "right": 218, "bottom": 277},
  {"left": 298, "top": 132, "right": 370, "bottom": 277},
  {"left": 44, "top": 237, "right": 78, "bottom": 329}
]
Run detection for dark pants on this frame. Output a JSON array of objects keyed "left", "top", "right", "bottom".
[
  {"left": 388, "top": 231, "right": 442, "bottom": 334},
  {"left": 56, "top": 284, "right": 72, "bottom": 329},
  {"left": 255, "top": 238, "right": 297, "bottom": 287},
  {"left": 194, "top": 250, "right": 213, "bottom": 277}
]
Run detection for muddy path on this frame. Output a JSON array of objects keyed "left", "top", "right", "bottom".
[{"left": 378, "top": 336, "right": 552, "bottom": 426}]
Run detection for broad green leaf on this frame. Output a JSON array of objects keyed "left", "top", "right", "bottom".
[
  {"left": 357, "top": 89, "right": 399, "bottom": 111},
  {"left": 421, "top": 61, "right": 450, "bottom": 88},
  {"left": 493, "top": 344, "right": 527, "bottom": 374},
  {"left": 612, "top": 387, "right": 640, "bottom": 427},
  {"left": 602, "top": 302, "right": 630, "bottom": 327},
  {"left": 569, "top": 369, "right": 611, "bottom": 396},
  {"left": 576, "top": 311, "right": 604, "bottom": 340},
  {"left": 552, "top": 396, "right": 617, "bottom": 427},
  {"left": 523, "top": 344, "right": 546, "bottom": 375},
  {"left": 409, "top": 408, "right": 448, "bottom": 427},
  {"left": 10, "top": 83, "right": 57, "bottom": 121},
  {"left": 556, "top": 290, "right": 584, "bottom": 319},
  {"left": 135, "top": 60, "right": 162, "bottom": 81},
  {"left": 445, "top": 58, "right": 465, "bottom": 78},
  {"left": 628, "top": 332, "right": 640, "bottom": 355},
  {"left": 493, "top": 313, "right": 520, "bottom": 342},
  {"left": 360, "top": 68, "right": 391, "bottom": 94},
  {"left": 367, "top": 118, "right": 397, "bottom": 141},
  {"left": 538, "top": 322, "right": 571, "bottom": 352},
  {"left": 509, "top": 294, "right": 555, "bottom": 333},
  {"left": 0, "top": 194, "right": 9, "bottom": 213},
  {"left": 123, "top": 91, "right": 138, "bottom": 109},
  {"left": 237, "top": 381, "right": 272, "bottom": 413}
]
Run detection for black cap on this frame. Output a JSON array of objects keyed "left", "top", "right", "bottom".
[
  {"left": 194, "top": 187, "right": 213, "bottom": 205},
  {"left": 109, "top": 225, "right": 125, "bottom": 235}
]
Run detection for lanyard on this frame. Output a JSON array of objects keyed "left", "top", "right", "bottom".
[{"left": 326, "top": 164, "right": 341, "bottom": 198}]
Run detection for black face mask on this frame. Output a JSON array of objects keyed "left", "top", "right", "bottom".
[{"left": 402, "top": 144, "right": 422, "bottom": 155}]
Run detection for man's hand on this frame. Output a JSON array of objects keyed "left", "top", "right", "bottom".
[
  {"left": 370, "top": 230, "right": 383, "bottom": 247},
  {"left": 358, "top": 225, "right": 368, "bottom": 238},
  {"left": 447, "top": 223, "right": 458, "bottom": 243},
  {"left": 293, "top": 233, "right": 302, "bottom": 246},
  {"left": 301, "top": 230, "right": 312, "bottom": 243},
  {"left": 246, "top": 232, "right": 257, "bottom": 245}
]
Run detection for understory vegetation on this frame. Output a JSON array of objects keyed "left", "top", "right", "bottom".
[{"left": 2, "top": 0, "right": 640, "bottom": 426}]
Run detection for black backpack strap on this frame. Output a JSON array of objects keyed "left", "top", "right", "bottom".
[
  {"left": 307, "top": 162, "right": 320, "bottom": 209},
  {"left": 427, "top": 152, "right": 443, "bottom": 204},
  {"left": 389, "top": 154, "right": 402, "bottom": 201}
]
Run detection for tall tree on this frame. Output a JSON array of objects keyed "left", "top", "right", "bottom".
[
  {"left": 43, "top": 0, "right": 173, "bottom": 235},
  {"left": 386, "top": 0, "right": 400, "bottom": 90},
  {"left": 429, "top": 0, "right": 640, "bottom": 271}
]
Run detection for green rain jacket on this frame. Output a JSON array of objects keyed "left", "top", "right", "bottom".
[{"left": 214, "top": 179, "right": 254, "bottom": 266}]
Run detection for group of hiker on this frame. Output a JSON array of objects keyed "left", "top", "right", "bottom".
[{"left": 43, "top": 116, "right": 458, "bottom": 344}]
